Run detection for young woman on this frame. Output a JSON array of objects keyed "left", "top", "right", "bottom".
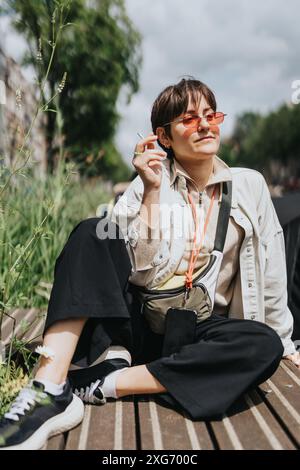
[{"left": 1, "top": 78, "right": 299, "bottom": 450}]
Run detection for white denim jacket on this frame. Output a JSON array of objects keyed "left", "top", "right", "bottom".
[{"left": 111, "top": 157, "right": 296, "bottom": 356}]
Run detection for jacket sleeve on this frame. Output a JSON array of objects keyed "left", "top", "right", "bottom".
[
  {"left": 110, "top": 177, "right": 168, "bottom": 274},
  {"left": 258, "top": 174, "right": 296, "bottom": 356}
]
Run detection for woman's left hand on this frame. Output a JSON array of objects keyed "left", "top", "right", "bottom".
[{"left": 284, "top": 351, "right": 300, "bottom": 369}]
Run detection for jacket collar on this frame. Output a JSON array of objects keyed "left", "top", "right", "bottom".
[
  {"left": 162, "top": 155, "right": 238, "bottom": 207},
  {"left": 168, "top": 154, "right": 232, "bottom": 187}
]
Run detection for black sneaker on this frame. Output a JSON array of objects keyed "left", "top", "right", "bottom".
[
  {"left": 0, "top": 379, "right": 84, "bottom": 450},
  {"left": 69, "top": 358, "right": 130, "bottom": 405}
]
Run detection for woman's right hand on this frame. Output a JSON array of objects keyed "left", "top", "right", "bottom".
[{"left": 132, "top": 133, "right": 167, "bottom": 191}]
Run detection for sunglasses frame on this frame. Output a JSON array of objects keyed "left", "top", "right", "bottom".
[{"left": 162, "top": 111, "right": 227, "bottom": 128}]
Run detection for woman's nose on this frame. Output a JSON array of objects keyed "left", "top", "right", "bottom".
[{"left": 197, "top": 117, "right": 210, "bottom": 131}]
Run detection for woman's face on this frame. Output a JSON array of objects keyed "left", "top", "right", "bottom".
[{"left": 159, "top": 94, "right": 221, "bottom": 163}]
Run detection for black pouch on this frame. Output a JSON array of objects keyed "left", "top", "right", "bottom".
[{"left": 162, "top": 307, "right": 197, "bottom": 357}]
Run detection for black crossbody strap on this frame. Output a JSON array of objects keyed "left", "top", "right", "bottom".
[{"left": 213, "top": 180, "right": 232, "bottom": 252}]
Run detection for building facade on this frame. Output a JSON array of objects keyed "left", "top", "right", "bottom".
[{"left": 0, "top": 46, "right": 47, "bottom": 176}]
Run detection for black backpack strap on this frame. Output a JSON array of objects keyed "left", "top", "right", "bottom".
[{"left": 213, "top": 180, "right": 232, "bottom": 252}]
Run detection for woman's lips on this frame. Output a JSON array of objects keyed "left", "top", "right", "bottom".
[{"left": 195, "top": 136, "right": 215, "bottom": 142}]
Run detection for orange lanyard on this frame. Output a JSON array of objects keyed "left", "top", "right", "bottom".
[{"left": 185, "top": 184, "right": 217, "bottom": 290}]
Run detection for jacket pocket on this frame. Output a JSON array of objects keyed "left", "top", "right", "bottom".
[{"left": 151, "top": 239, "right": 170, "bottom": 267}]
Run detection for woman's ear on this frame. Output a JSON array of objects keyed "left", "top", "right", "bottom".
[{"left": 156, "top": 127, "right": 171, "bottom": 148}]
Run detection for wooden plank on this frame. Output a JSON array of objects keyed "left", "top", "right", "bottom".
[
  {"left": 209, "top": 388, "right": 295, "bottom": 450},
  {"left": 2, "top": 309, "right": 30, "bottom": 343},
  {"left": 65, "top": 405, "right": 89, "bottom": 450},
  {"left": 157, "top": 399, "right": 214, "bottom": 450},
  {"left": 21, "top": 310, "right": 46, "bottom": 344},
  {"left": 258, "top": 361, "right": 300, "bottom": 447},
  {"left": 1, "top": 308, "right": 45, "bottom": 354},
  {"left": 184, "top": 415, "right": 214, "bottom": 450},
  {"left": 46, "top": 434, "right": 66, "bottom": 450},
  {"left": 137, "top": 396, "right": 214, "bottom": 450},
  {"left": 3, "top": 308, "right": 38, "bottom": 344},
  {"left": 121, "top": 397, "right": 137, "bottom": 450},
  {"left": 243, "top": 391, "right": 294, "bottom": 449},
  {"left": 65, "top": 398, "right": 136, "bottom": 450},
  {"left": 280, "top": 359, "right": 300, "bottom": 384},
  {"left": 210, "top": 408, "right": 244, "bottom": 450},
  {"left": 1, "top": 308, "right": 22, "bottom": 331},
  {"left": 135, "top": 397, "right": 156, "bottom": 449}
]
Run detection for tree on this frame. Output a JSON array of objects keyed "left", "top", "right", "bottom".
[
  {"left": 3, "top": 0, "right": 142, "bottom": 180},
  {"left": 222, "top": 104, "right": 300, "bottom": 184}
]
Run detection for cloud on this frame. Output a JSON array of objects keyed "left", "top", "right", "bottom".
[
  {"left": 2, "top": 1, "right": 299, "bottom": 167},
  {"left": 116, "top": 0, "right": 300, "bottom": 164}
]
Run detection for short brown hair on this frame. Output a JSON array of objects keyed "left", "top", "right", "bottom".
[{"left": 151, "top": 77, "right": 217, "bottom": 158}]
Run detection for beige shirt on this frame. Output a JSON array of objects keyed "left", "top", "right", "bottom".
[{"left": 166, "top": 158, "right": 245, "bottom": 314}]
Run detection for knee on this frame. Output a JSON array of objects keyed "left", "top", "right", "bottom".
[
  {"left": 74, "top": 217, "right": 102, "bottom": 235},
  {"left": 250, "top": 322, "right": 284, "bottom": 363},
  {"left": 67, "top": 217, "right": 99, "bottom": 240},
  {"left": 70, "top": 217, "right": 120, "bottom": 243},
  {"left": 53, "top": 219, "right": 102, "bottom": 265}
]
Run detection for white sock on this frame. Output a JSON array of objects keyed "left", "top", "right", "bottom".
[
  {"left": 101, "top": 367, "right": 129, "bottom": 399},
  {"left": 34, "top": 378, "right": 66, "bottom": 396}
]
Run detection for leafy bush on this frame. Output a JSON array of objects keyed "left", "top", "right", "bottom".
[
  {"left": 0, "top": 361, "right": 30, "bottom": 417},
  {"left": 0, "top": 159, "right": 110, "bottom": 311}
]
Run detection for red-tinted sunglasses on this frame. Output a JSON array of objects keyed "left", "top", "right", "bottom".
[{"left": 163, "top": 111, "right": 227, "bottom": 128}]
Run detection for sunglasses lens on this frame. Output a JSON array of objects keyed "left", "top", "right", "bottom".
[
  {"left": 182, "top": 116, "right": 199, "bottom": 128},
  {"left": 180, "top": 112, "right": 225, "bottom": 127},
  {"left": 209, "top": 112, "right": 225, "bottom": 125}
]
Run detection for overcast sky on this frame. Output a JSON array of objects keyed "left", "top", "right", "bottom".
[{"left": 1, "top": 0, "right": 299, "bottom": 165}]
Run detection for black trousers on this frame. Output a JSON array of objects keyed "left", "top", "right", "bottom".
[{"left": 44, "top": 217, "right": 284, "bottom": 420}]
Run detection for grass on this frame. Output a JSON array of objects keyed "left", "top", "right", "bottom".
[
  {"left": 0, "top": 0, "right": 112, "bottom": 417},
  {"left": 0, "top": 158, "right": 111, "bottom": 416},
  {"left": 0, "top": 159, "right": 110, "bottom": 312}
]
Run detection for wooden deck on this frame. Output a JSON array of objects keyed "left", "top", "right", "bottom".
[{"left": 1, "top": 308, "right": 300, "bottom": 450}]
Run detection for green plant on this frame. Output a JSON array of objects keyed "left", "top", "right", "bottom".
[
  {"left": 0, "top": 1, "right": 112, "bottom": 417},
  {"left": 3, "top": 0, "right": 141, "bottom": 178},
  {"left": 0, "top": 361, "right": 30, "bottom": 417},
  {"left": 0, "top": 2, "right": 77, "bottom": 372}
]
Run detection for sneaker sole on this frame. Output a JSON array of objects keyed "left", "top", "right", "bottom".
[
  {"left": 0, "top": 394, "right": 84, "bottom": 450},
  {"left": 69, "top": 346, "right": 132, "bottom": 371}
]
